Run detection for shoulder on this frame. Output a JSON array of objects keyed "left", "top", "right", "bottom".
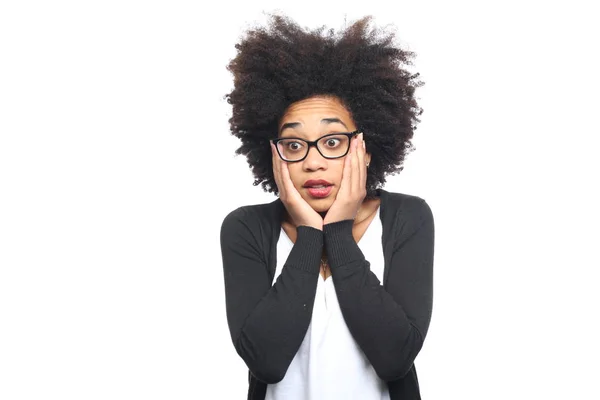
[
  {"left": 381, "top": 190, "right": 432, "bottom": 219},
  {"left": 380, "top": 190, "right": 434, "bottom": 233},
  {"left": 221, "top": 200, "right": 281, "bottom": 236}
]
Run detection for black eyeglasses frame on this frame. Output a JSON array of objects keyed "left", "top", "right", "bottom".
[{"left": 270, "top": 130, "right": 361, "bottom": 162}]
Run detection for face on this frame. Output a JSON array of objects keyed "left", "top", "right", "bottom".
[{"left": 277, "top": 96, "right": 371, "bottom": 213}]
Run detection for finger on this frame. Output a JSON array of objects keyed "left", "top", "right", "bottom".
[
  {"left": 350, "top": 135, "right": 359, "bottom": 193},
  {"left": 280, "top": 161, "right": 295, "bottom": 194},
  {"left": 361, "top": 134, "right": 368, "bottom": 189},
  {"left": 340, "top": 138, "right": 353, "bottom": 195},
  {"left": 356, "top": 133, "right": 365, "bottom": 192},
  {"left": 271, "top": 142, "right": 279, "bottom": 182},
  {"left": 282, "top": 160, "right": 305, "bottom": 203},
  {"left": 271, "top": 142, "right": 284, "bottom": 196}
]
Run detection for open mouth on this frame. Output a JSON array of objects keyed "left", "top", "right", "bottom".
[
  {"left": 302, "top": 179, "right": 333, "bottom": 198},
  {"left": 305, "top": 185, "right": 333, "bottom": 198}
]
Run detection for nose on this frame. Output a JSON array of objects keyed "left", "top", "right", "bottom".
[{"left": 302, "top": 145, "right": 327, "bottom": 171}]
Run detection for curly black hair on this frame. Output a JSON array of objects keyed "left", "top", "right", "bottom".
[{"left": 225, "top": 13, "right": 423, "bottom": 198}]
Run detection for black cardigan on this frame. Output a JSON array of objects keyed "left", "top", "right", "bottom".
[{"left": 220, "top": 189, "right": 435, "bottom": 399}]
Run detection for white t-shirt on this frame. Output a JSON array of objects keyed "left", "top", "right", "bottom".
[{"left": 265, "top": 206, "right": 390, "bottom": 400}]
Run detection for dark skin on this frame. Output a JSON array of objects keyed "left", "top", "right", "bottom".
[{"left": 272, "top": 96, "right": 382, "bottom": 280}]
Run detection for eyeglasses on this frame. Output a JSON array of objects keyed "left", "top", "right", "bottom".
[{"left": 271, "top": 130, "right": 361, "bottom": 162}]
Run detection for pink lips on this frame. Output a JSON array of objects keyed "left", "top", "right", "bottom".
[
  {"left": 303, "top": 179, "right": 334, "bottom": 199},
  {"left": 306, "top": 186, "right": 333, "bottom": 198}
]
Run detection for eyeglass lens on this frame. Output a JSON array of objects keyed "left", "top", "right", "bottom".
[{"left": 276, "top": 134, "right": 351, "bottom": 161}]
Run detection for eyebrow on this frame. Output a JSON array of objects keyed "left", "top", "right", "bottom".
[{"left": 279, "top": 118, "right": 348, "bottom": 135}]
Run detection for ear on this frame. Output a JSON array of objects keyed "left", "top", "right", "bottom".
[{"left": 365, "top": 152, "right": 372, "bottom": 167}]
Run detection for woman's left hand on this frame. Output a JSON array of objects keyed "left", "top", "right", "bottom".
[{"left": 324, "top": 133, "right": 368, "bottom": 225}]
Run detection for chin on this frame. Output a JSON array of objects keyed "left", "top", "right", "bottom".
[
  {"left": 306, "top": 198, "right": 334, "bottom": 213},
  {"left": 297, "top": 186, "right": 337, "bottom": 213}
]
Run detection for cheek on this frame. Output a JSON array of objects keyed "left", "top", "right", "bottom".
[
  {"left": 331, "top": 159, "right": 346, "bottom": 181},
  {"left": 286, "top": 164, "right": 303, "bottom": 188}
]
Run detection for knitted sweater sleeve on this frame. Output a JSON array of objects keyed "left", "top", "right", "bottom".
[
  {"left": 220, "top": 207, "right": 323, "bottom": 384},
  {"left": 324, "top": 198, "right": 435, "bottom": 382}
]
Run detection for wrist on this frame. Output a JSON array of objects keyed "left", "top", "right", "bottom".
[
  {"left": 298, "top": 217, "right": 323, "bottom": 231},
  {"left": 290, "top": 226, "right": 324, "bottom": 273},
  {"left": 323, "top": 220, "right": 364, "bottom": 268},
  {"left": 299, "top": 222, "right": 323, "bottom": 231}
]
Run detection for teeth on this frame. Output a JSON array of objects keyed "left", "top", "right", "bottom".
[{"left": 311, "top": 185, "right": 326, "bottom": 188}]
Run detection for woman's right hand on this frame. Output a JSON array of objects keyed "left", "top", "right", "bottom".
[{"left": 271, "top": 142, "right": 323, "bottom": 230}]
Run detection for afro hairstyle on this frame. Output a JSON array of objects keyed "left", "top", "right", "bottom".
[{"left": 225, "top": 13, "right": 424, "bottom": 197}]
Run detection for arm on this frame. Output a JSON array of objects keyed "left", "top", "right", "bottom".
[
  {"left": 324, "top": 198, "right": 435, "bottom": 381},
  {"left": 220, "top": 208, "right": 323, "bottom": 384}
]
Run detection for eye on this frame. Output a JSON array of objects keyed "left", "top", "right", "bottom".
[
  {"left": 324, "top": 138, "right": 341, "bottom": 148},
  {"left": 283, "top": 140, "right": 305, "bottom": 152}
]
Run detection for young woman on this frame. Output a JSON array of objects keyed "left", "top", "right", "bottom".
[{"left": 220, "top": 14, "right": 435, "bottom": 400}]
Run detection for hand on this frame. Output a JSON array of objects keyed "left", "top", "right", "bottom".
[
  {"left": 323, "top": 133, "right": 367, "bottom": 225},
  {"left": 271, "top": 142, "right": 323, "bottom": 230}
]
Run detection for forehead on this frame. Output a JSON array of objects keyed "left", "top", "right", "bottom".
[{"left": 279, "top": 97, "right": 354, "bottom": 127}]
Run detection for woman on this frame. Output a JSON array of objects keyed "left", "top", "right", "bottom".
[{"left": 220, "top": 14, "right": 435, "bottom": 400}]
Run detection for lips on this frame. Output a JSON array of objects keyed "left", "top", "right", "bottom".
[
  {"left": 303, "top": 179, "right": 333, "bottom": 199},
  {"left": 303, "top": 179, "right": 333, "bottom": 189}
]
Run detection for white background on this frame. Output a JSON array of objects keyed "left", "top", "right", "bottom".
[{"left": 1, "top": 0, "right": 599, "bottom": 399}]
